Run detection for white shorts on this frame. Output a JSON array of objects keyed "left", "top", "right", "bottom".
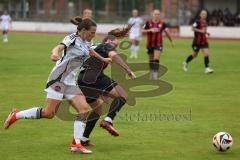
[
  {"left": 45, "top": 82, "right": 82, "bottom": 101},
  {"left": 1, "top": 25, "right": 9, "bottom": 31},
  {"left": 129, "top": 33, "right": 141, "bottom": 41}
]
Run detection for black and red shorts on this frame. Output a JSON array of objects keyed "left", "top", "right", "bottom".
[
  {"left": 192, "top": 43, "right": 209, "bottom": 52},
  {"left": 147, "top": 46, "right": 163, "bottom": 54}
]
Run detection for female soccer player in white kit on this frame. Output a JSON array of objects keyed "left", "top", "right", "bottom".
[
  {"left": 0, "top": 10, "right": 12, "bottom": 42},
  {"left": 128, "top": 9, "right": 143, "bottom": 59},
  {"left": 4, "top": 17, "right": 111, "bottom": 154}
]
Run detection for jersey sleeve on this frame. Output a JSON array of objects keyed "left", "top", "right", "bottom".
[
  {"left": 192, "top": 20, "right": 199, "bottom": 28},
  {"left": 143, "top": 21, "right": 149, "bottom": 29},
  {"left": 60, "top": 34, "right": 76, "bottom": 48}
]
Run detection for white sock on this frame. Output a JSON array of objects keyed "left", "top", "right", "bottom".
[
  {"left": 104, "top": 116, "right": 113, "bottom": 123},
  {"left": 130, "top": 45, "right": 136, "bottom": 57},
  {"left": 134, "top": 46, "right": 139, "bottom": 57},
  {"left": 3, "top": 34, "right": 7, "bottom": 40},
  {"left": 16, "top": 107, "right": 41, "bottom": 119},
  {"left": 74, "top": 120, "right": 86, "bottom": 144}
]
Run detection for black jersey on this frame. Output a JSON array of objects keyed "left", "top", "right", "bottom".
[
  {"left": 94, "top": 43, "right": 116, "bottom": 69},
  {"left": 77, "top": 43, "right": 117, "bottom": 103},
  {"left": 79, "top": 43, "right": 115, "bottom": 84},
  {"left": 192, "top": 20, "right": 208, "bottom": 45}
]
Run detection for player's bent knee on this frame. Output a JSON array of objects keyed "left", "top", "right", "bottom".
[
  {"left": 41, "top": 110, "right": 55, "bottom": 119},
  {"left": 192, "top": 53, "right": 198, "bottom": 58}
]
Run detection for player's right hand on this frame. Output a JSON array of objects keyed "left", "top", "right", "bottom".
[
  {"left": 103, "top": 58, "right": 112, "bottom": 64},
  {"left": 150, "top": 28, "right": 159, "bottom": 33},
  {"left": 50, "top": 53, "right": 60, "bottom": 61}
]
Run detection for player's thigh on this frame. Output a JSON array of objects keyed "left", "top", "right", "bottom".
[
  {"left": 192, "top": 51, "right": 199, "bottom": 57},
  {"left": 71, "top": 95, "right": 89, "bottom": 114},
  {"left": 131, "top": 39, "right": 140, "bottom": 46},
  {"left": 131, "top": 39, "right": 136, "bottom": 45},
  {"left": 202, "top": 48, "right": 209, "bottom": 56},
  {"left": 108, "top": 85, "right": 128, "bottom": 100}
]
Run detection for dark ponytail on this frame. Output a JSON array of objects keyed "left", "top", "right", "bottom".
[
  {"left": 70, "top": 16, "right": 82, "bottom": 25},
  {"left": 108, "top": 24, "right": 133, "bottom": 38},
  {"left": 70, "top": 16, "right": 97, "bottom": 31}
]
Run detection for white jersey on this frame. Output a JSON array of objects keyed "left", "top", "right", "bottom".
[
  {"left": 47, "top": 33, "right": 91, "bottom": 89},
  {"left": 128, "top": 17, "right": 143, "bottom": 39},
  {"left": 1, "top": 14, "right": 11, "bottom": 30}
]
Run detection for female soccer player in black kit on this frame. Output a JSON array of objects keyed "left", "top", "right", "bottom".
[
  {"left": 183, "top": 9, "right": 214, "bottom": 74},
  {"left": 71, "top": 24, "right": 136, "bottom": 147},
  {"left": 142, "top": 9, "right": 174, "bottom": 80}
]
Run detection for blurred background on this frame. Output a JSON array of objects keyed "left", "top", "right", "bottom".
[{"left": 0, "top": 0, "right": 239, "bottom": 26}]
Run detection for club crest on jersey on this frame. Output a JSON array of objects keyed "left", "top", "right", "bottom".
[{"left": 54, "top": 85, "right": 61, "bottom": 92}]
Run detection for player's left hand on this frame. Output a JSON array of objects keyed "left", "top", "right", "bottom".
[{"left": 128, "top": 71, "right": 136, "bottom": 79}]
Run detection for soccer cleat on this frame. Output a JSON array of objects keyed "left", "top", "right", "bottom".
[
  {"left": 3, "top": 39, "right": 8, "bottom": 43},
  {"left": 183, "top": 62, "right": 188, "bottom": 72},
  {"left": 81, "top": 140, "right": 95, "bottom": 147},
  {"left": 100, "top": 120, "right": 119, "bottom": 137},
  {"left": 4, "top": 108, "right": 20, "bottom": 129},
  {"left": 70, "top": 143, "right": 92, "bottom": 154},
  {"left": 205, "top": 67, "right": 214, "bottom": 74}
]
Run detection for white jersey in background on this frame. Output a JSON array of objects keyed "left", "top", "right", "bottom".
[
  {"left": 45, "top": 33, "right": 91, "bottom": 100},
  {"left": 128, "top": 17, "right": 143, "bottom": 40},
  {"left": 0, "top": 14, "right": 11, "bottom": 30}
]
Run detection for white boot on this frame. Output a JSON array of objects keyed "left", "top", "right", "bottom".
[
  {"left": 205, "top": 67, "right": 214, "bottom": 74},
  {"left": 182, "top": 62, "right": 188, "bottom": 72}
]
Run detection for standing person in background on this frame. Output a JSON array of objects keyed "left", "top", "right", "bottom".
[
  {"left": 83, "top": 9, "right": 93, "bottom": 19},
  {"left": 183, "top": 9, "right": 214, "bottom": 74},
  {"left": 142, "top": 9, "right": 174, "bottom": 80},
  {"left": 128, "top": 9, "right": 143, "bottom": 59},
  {"left": 0, "top": 10, "right": 12, "bottom": 43},
  {"left": 82, "top": 9, "right": 95, "bottom": 45}
]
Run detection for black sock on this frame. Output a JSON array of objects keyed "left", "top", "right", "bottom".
[
  {"left": 38, "top": 108, "right": 43, "bottom": 119},
  {"left": 186, "top": 55, "right": 193, "bottom": 63},
  {"left": 149, "top": 60, "right": 155, "bottom": 71},
  {"left": 107, "top": 97, "right": 126, "bottom": 120},
  {"left": 83, "top": 111, "right": 100, "bottom": 139},
  {"left": 204, "top": 56, "right": 209, "bottom": 68},
  {"left": 153, "top": 60, "right": 159, "bottom": 71}
]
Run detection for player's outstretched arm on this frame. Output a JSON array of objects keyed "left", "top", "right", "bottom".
[
  {"left": 109, "top": 51, "right": 136, "bottom": 79},
  {"left": 89, "top": 48, "right": 112, "bottom": 64}
]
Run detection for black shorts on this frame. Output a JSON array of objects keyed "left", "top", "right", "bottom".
[
  {"left": 147, "top": 46, "right": 163, "bottom": 54},
  {"left": 192, "top": 43, "right": 209, "bottom": 52},
  {"left": 77, "top": 72, "right": 117, "bottom": 103}
]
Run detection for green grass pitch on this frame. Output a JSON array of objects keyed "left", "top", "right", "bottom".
[{"left": 0, "top": 32, "right": 239, "bottom": 160}]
